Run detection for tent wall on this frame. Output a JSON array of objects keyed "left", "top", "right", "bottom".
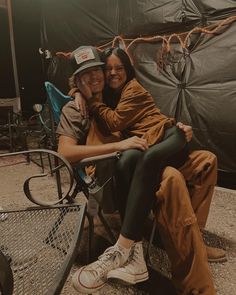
[
  {"left": 41, "top": 0, "right": 236, "bottom": 51},
  {"left": 2, "top": 0, "right": 236, "bottom": 175},
  {"left": 130, "top": 23, "right": 236, "bottom": 172}
]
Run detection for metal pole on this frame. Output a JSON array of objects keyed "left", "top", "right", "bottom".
[{"left": 6, "top": 0, "right": 21, "bottom": 112}]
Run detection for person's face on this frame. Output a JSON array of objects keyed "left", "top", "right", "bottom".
[
  {"left": 105, "top": 54, "right": 127, "bottom": 91},
  {"left": 76, "top": 66, "right": 104, "bottom": 94}
]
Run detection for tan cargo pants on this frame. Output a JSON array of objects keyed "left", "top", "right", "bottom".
[{"left": 155, "top": 150, "right": 217, "bottom": 295}]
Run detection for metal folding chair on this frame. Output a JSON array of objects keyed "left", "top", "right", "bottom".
[{"left": 0, "top": 149, "right": 86, "bottom": 295}]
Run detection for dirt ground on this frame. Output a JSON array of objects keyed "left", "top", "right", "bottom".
[{"left": 0, "top": 155, "right": 235, "bottom": 295}]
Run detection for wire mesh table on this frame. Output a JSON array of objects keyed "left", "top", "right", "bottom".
[{"left": 0, "top": 204, "right": 86, "bottom": 295}]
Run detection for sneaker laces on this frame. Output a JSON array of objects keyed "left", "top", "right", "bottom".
[
  {"left": 87, "top": 246, "right": 126, "bottom": 280},
  {"left": 133, "top": 245, "right": 140, "bottom": 258},
  {"left": 120, "top": 244, "right": 137, "bottom": 267},
  {"left": 122, "top": 242, "right": 144, "bottom": 267}
]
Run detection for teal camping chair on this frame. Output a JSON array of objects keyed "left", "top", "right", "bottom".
[
  {"left": 44, "top": 81, "right": 71, "bottom": 125},
  {"left": 42, "top": 81, "right": 72, "bottom": 149},
  {"left": 32, "top": 82, "right": 71, "bottom": 149}
]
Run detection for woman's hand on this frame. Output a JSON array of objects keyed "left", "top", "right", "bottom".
[
  {"left": 117, "top": 136, "right": 148, "bottom": 151},
  {"left": 74, "top": 92, "right": 89, "bottom": 118},
  {"left": 176, "top": 122, "right": 193, "bottom": 142},
  {"left": 77, "top": 77, "right": 93, "bottom": 101}
]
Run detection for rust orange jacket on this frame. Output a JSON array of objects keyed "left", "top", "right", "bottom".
[{"left": 88, "top": 79, "right": 175, "bottom": 146}]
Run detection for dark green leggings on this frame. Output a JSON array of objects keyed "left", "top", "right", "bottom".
[{"left": 115, "top": 126, "right": 188, "bottom": 241}]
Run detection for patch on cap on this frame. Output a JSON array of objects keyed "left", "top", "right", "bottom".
[{"left": 74, "top": 48, "right": 95, "bottom": 65}]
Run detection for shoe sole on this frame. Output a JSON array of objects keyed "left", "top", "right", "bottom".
[
  {"left": 72, "top": 267, "right": 106, "bottom": 294},
  {"left": 107, "top": 270, "right": 149, "bottom": 285}
]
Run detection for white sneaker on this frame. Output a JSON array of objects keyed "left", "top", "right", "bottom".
[
  {"left": 72, "top": 244, "right": 130, "bottom": 293},
  {"left": 0, "top": 207, "right": 8, "bottom": 221},
  {"left": 107, "top": 241, "right": 149, "bottom": 284}
]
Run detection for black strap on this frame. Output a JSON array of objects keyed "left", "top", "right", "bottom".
[{"left": 0, "top": 249, "right": 14, "bottom": 295}]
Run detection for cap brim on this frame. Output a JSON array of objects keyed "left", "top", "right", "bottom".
[{"left": 73, "top": 61, "right": 104, "bottom": 76}]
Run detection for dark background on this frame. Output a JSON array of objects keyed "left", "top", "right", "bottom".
[{"left": 1, "top": 0, "right": 236, "bottom": 187}]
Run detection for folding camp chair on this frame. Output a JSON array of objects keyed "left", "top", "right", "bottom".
[
  {"left": 39, "top": 82, "right": 118, "bottom": 259},
  {"left": 42, "top": 82, "right": 161, "bottom": 264},
  {"left": 34, "top": 82, "right": 160, "bottom": 268}
]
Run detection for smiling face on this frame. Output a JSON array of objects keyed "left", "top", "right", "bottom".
[
  {"left": 76, "top": 66, "right": 104, "bottom": 95},
  {"left": 105, "top": 54, "right": 127, "bottom": 92}
]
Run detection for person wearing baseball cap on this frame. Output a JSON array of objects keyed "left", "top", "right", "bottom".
[
  {"left": 57, "top": 45, "right": 130, "bottom": 158},
  {"left": 67, "top": 46, "right": 106, "bottom": 103}
]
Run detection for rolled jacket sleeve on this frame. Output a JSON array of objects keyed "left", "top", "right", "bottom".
[{"left": 89, "top": 79, "right": 157, "bottom": 132}]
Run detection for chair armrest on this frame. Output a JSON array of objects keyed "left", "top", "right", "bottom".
[
  {"left": 0, "top": 149, "right": 75, "bottom": 206},
  {"left": 76, "top": 151, "right": 122, "bottom": 167}
]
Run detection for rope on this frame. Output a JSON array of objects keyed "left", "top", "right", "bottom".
[{"left": 54, "top": 15, "right": 236, "bottom": 66}]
